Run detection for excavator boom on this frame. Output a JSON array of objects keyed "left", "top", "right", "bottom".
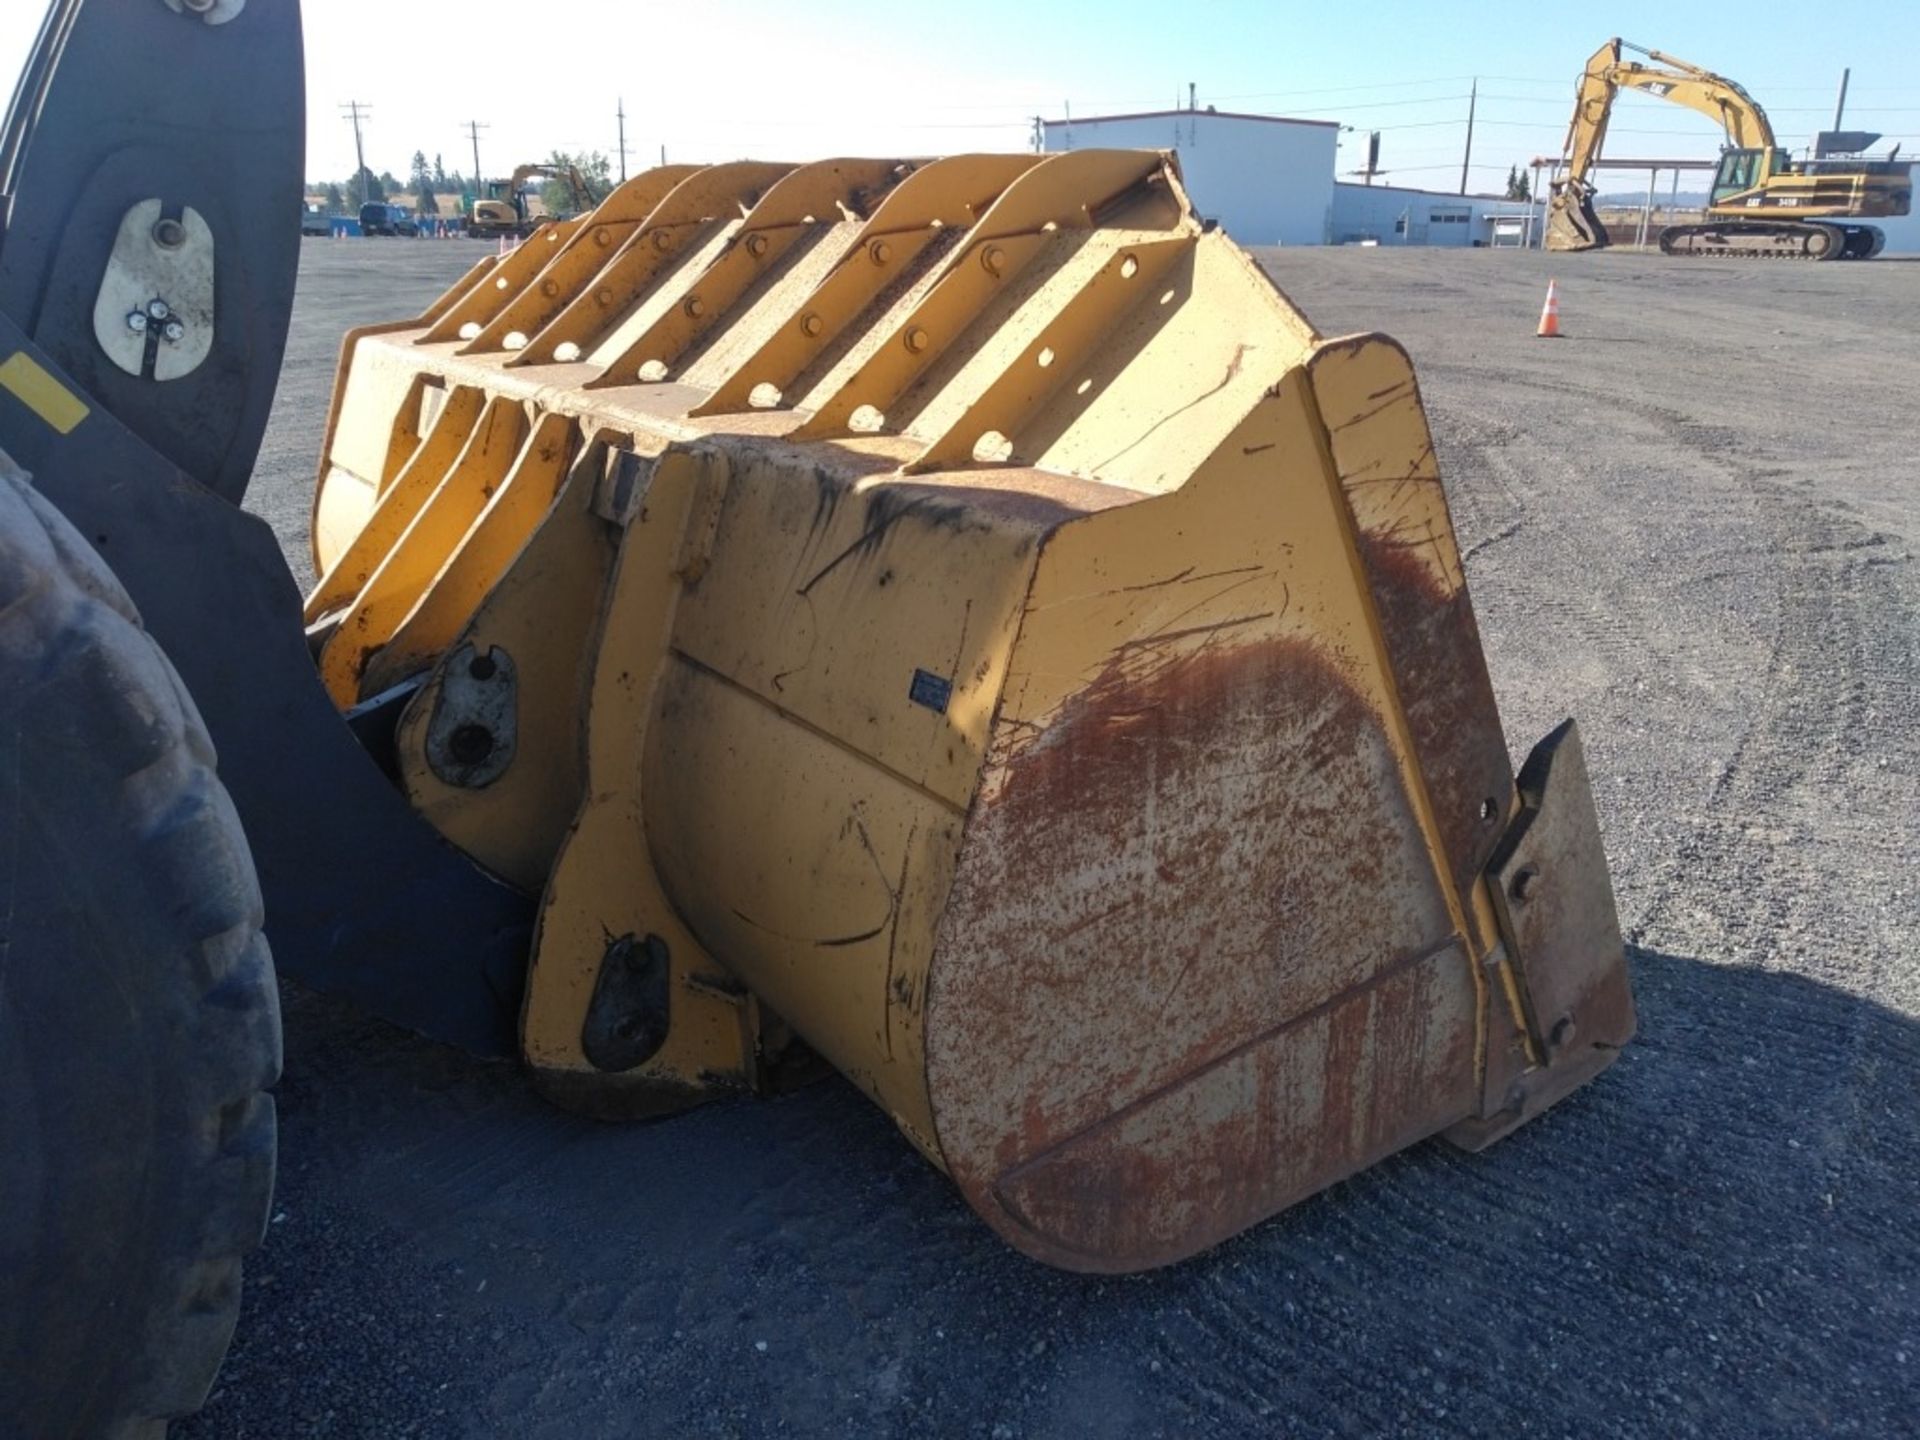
[{"left": 507, "top": 162, "right": 595, "bottom": 207}]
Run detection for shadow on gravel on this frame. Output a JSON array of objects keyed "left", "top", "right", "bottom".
[{"left": 186, "top": 947, "right": 1919, "bottom": 1440}]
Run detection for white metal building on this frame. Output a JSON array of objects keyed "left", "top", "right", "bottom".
[
  {"left": 1038, "top": 109, "right": 1338, "bottom": 247},
  {"left": 1329, "top": 182, "right": 1539, "bottom": 248}
]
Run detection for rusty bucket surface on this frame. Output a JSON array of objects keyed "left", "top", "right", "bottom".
[{"left": 308, "top": 151, "right": 1635, "bottom": 1271}]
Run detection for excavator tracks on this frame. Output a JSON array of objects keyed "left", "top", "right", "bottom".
[{"left": 1658, "top": 221, "right": 1886, "bottom": 261}]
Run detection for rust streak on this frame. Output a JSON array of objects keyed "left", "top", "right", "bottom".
[
  {"left": 1114, "top": 563, "right": 1264, "bottom": 594},
  {"left": 881, "top": 821, "right": 917, "bottom": 1061},
  {"left": 1022, "top": 566, "right": 1270, "bottom": 617},
  {"left": 1343, "top": 445, "right": 1440, "bottom": 491},
  {"left": 1093, "top": 343, "right": 1250, "bottom": 472},
  {"left": 995, "top": 933, "right": 1468, "bottom": 1183},
  {"left": 729, "top": 906, "right": 889, "bottom": 949},
  {"left": 1109, "top": 611, "right": 1275, "bottom": 654},
  {"left": 1345, "top": 471, "right": 1441, "bottom": 493},
  {"left": 1332, "top": 381, "right": 1416, "bottom": 433},
  {"left": 1125, "top": 570, "right": 1274, "bottom": 648},
  {"left": 770, "top": 590, "right": 820, "bottom": 694},
  {"left": 1119, "top": 564, "right": 1196, "bottom": 591},
  {"left": 1156, "top": 946, "right": 1205, "bottom": 1017},
  {"left": 796, "top": 497, "right": 929, "bottom": 596},
  {"left": 1055, "top": 893, "right": 1142, "bottom": 940},
  {"left": 945, "top": 600, "right": 973, "bottom": 690}
]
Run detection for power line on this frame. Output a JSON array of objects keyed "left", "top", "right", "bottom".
[
  {"left": 1341, "top": 117, "right": 1482, "bottom": 133},
  {"left": 1277, "top": 94, "right": 1476, "bottom": 115},
  {"left": 1199, "top": 74, "right": 1486, "bottom": 102},
  {"left": 1032, "top": 74, "right": 1492, "bottom": 116}
]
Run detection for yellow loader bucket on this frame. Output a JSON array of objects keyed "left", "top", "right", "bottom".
[{"left": 308, "top": 151, "right": 1634, "bottom": 1272}]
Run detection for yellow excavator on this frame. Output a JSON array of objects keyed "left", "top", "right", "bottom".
[
  {"left": 1, "top": 2, "right": 1635, "bottom": 1433},
  {"left": 466, "top": 161, "right": 597, "bottom": 238},
  {"left": 1547, "top": 38, "right": 1912, "bottom": 260}
]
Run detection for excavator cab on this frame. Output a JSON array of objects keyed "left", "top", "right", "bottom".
[
  {"left": 1709, "top": 147, "right": 1795, "bottom": 205},
  {"left": 1710, "top": 149, "right": 1761, "bottom": 204},
  {"left": 469, "top": 179, "right": 530, "bottom": 236},
  {"left": 485, "top": 177, "right": 527, "bottom": 218}
]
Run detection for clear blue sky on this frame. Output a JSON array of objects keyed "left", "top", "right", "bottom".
[{"left": 3, "top": 1, "right": 1915, "bottom": 192}]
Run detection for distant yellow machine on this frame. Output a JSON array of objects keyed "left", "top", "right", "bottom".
[
  {"left": 1547, "top": 38, "right": 1912, "bottom": 259},
  {"left": 466, "top": 162, "right": 597, "bottom": 239}
]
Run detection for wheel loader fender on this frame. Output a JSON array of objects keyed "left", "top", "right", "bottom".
[{"left": 309, "top": 149, "right": 1636, "bottom": 1271}]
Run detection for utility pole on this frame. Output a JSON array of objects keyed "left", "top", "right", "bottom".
[
  {"left": 464, "top": 119, "right": 488, "bottom": 190},
  {"left": 1459, "top": 78, "right": 1477, "bottom": 195},
  {"left": 616, "top": 98, "right": 631, "bottom": 183},
  {"left": 340, "top": 101, "right": 371, "bottom": 208},
  {"left": 1832, "top": 67, "right": 1851, "bottom": 131}
]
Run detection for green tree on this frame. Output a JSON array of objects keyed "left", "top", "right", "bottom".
[
  {"left": 410, "top": 150, "right": 437, "bottom": 215},
  {"left": 433, "top": 153, "right": 448, "bottom": 189},
  {"left": 321, "top": 182, "right": 346, "bottom": 213},
  {"left": 537, "top": 150, "right": 614, "bottom": 216},
  {"left": 1504, "top": 165, "right": 1532, "bottom": 201},
  {"left": 355, "top": 167, "right": 385, "bottom": 205}
]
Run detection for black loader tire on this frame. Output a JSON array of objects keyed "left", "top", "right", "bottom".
[{"left": 0, "top": 459, "right": 280, "bottom": 1439}]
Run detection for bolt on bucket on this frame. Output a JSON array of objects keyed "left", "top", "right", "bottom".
[{"left": 306, "top": 150, "right": 1634, "bottom": 1271}]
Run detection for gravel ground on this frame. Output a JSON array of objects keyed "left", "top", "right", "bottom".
[{"left": 183, "top": 238, "right": 1920, "bottom": 1439}]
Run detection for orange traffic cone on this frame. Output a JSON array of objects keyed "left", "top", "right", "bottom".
[{"left": 1536, "top": 279, "right": 1563, "bottom": 338}]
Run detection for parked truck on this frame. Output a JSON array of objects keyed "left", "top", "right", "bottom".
[{"left": 358, "top": 200, "right": 419, "bottom": 237}]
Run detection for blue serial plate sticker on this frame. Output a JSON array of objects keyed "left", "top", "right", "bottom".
[{"left": 908, "top": 668, "right": 953, "bottom": 715}]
